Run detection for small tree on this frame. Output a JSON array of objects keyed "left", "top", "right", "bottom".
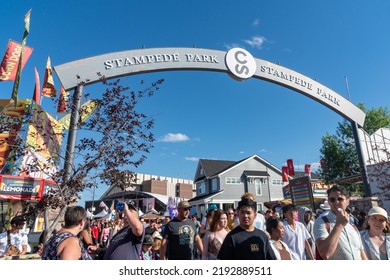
[{"left": 16, "top": 77, "right": 164, "bottom": 242}]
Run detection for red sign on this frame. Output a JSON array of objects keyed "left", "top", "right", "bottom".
[
  {"left": 0, "top": 175, "right": 44, "bottom": 200},
  {"left": 0, "top": 40, "right": 33, "bottom": 81},
  {"left": 287, "top": 159, "right": 295, "bottom": 176}
]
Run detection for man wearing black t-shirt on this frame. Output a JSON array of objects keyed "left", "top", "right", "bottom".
[
  {"left": 160, "top": 201, "right": 203, "bottom": 260},
  {"left": 217, "top": 198, "right": 276, "bottom": 260},
  {"left": 103, "top": 202, "right": 144, "bottom": 260}
]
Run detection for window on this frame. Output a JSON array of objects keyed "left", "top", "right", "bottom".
[
  {"left": 272, "top": 179, "right": 282, "bottom": 186},
  {"left": 226, "top": 177, "right": 241, "bottom": 184},
  {"left": 257, "top": 203, "right": 263, "bottom": 212},
  {"left": 211, "top": 178, "right": 218, "bottom": 191},
  {"left": 255, "top": 178, "right": 262, "bottom": 196},
  {"left": 198, "top": 182, "right": 206, "bottom": 194}
]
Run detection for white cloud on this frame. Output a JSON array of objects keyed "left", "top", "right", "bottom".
[
  {"left": 239, "top": 151, "right": 245, "bottom": 155},
  {"left": 223, "top": 43, "right": 241, "bottom": 50},
  {"left": 185, "top": 157, "right": 199, "bottom": 162},
  {"left": 311, "top": 162, "right": 321, "bottom": 171},
  {"left": 244, "top": 36, "right": 267, "bottom": 49},
  {"left": 259, "top": 148, "right": 267, "bottom": 153},
  {"left": 252, "top": 19, "right": 260, "bottom": 27},
  {"left": 159, "top": 133, "right": 190, "bottom": 143}
]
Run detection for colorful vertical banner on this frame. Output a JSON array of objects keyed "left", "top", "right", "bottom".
[
  {"left": 57, "top": 86, "right": 70, "bottom": 113},
  {"left": 0, "top": 99, "right": 29, "bottom": 173},
  {"left": 32, "top": 67, "right": 40, "bottom": 105},
  {"left": 41, "top": 56, "right": 57, "bottom": 97},
  {"left": 287, "top": 159, "right": 295, "bottom": 176},
  {"left": 0, "top": 40, "right": 33, "bottom": 81},
  {"left": 304, "top": 164, "right": 311, "bottom": 177},
  {"left": 17, "top": 102, "right": 63, "bottom": 179},
  {"left": 282, "top": 166, "right": 289, "bottom": 182},
  {"left": 11, "top": 9, "right": 32, "bottom": 105}
]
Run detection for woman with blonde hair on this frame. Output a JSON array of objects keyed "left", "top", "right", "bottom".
[
  {"left": 360, "top": 206, "right": 390, "bottom": 260},
  {"left": 202, "top": 209, "right": 229, "bottom": 260}
]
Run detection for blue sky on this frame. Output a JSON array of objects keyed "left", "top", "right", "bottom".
[{"left": 1, "top": 1, "right": 390, "bottom": 205}]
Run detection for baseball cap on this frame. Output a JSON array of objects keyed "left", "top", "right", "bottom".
[
  {"left": 368, "top": 206, "right": 388, "bottom": 220},
  {"left": 178, "top": 201, "right": 191, "bottom": 209},
  {"left": 206, "top": 204, "right": 218, "bottom": 213},
  {"left": 143, "top": 234, "right": 154, "bottom": 245}
]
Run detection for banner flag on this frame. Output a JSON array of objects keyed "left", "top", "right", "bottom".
[
  {"left": 304, "top": 164, "right": 311, "bottom": 177},
  {"left": 11, "top": 9, "right": 32, "bottom": 105},
  {"left": 41, "top": 56, "right": 57, "bottom": 97},
  {"left": 57, "top": 99, "right": 100, "bottom": 130},
  {"left": 0, "top": 40, "right": 33, "bottom": 81},
  {"left": 57, "top": 86, "right": 70, "bottom": 113},
  {"left": 282, "top": 166, "right": 289, "bottom": 182},
  {"left": 32, "top": 67, "right": 41, "bottom": 105},
  {"left": 287, "top": 159, "right": 295, "bottom": 176}
]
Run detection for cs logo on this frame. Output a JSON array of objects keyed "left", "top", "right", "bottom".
[{"left": 225, "top": 48, "right": 256, "bottom": 81}]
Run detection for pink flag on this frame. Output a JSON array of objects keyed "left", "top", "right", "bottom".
[
  {"left": 0, "top": 40, "right": 33, "bottom": 81},
  {"left": 304, "top": 164, "right": 311, "bottom": 177}
]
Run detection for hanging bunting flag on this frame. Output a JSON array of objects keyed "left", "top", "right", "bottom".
[
  {"left": 11, "top": 9, "right": 32, "bottom": 106},
  {"left": 287, "top": 159, "right": 295, "bottom": 176},
  {"left": 304, "top": 164, "right": 311, "bottom": 177},
  {"left": 0, "top": 40, "right": 33, "bottom": 82},
  {"left": 282, "top": 166, "right": 289, "bottom": 182},
  {"left": 32, "top": 67, "right": 40, "bottom": 105},
  {"left": 57, "top": 86, "right": 70, "bottom": 113},
  {"left": 41, "top": 56, "right": 57, "bottom": 97}
]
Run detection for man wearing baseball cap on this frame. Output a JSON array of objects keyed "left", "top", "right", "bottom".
[{"left": 160, "top": 201, "right": 203, "bottom": 259}]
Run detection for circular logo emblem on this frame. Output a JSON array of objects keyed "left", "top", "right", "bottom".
[{"left": 225, "top": 48, "right": 256, "bottom": 80}]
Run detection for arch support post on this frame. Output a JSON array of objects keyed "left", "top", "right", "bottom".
[
  {"left": 62, "top": 83, "right": 84, "bottom": 183},
  {"left": 351, "top": 121, "right": 372, "bottom": 197}
]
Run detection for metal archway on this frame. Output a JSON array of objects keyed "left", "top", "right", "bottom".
[
  {"left": 54, "top": 47, "right": 365, "bottom": 126},
  {"left": 54, "top": 47, "right": 371, "bottom": 196}
]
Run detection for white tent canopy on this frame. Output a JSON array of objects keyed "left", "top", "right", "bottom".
[{"left": 92, "top": 209, "right": 108, "bottom": 219}]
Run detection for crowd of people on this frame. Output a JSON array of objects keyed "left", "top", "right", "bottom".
[{"left": 1, "top": 184, "right": 389, "bottom": 260}]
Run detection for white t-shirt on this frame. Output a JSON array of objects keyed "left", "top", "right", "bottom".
[
  {"left": 0, "top": 231, "right": 28, "bottom": 255},
  {"left": 281, "top": 220, "right": 311, "bottom": 260}
]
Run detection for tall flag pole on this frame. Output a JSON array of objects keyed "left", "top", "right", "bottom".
[
  {"left": 11, "top": 9, "right": 31, "bottom": 106},
  {"left": 41, "top": 56, "right": 57, "bottom": 97}
]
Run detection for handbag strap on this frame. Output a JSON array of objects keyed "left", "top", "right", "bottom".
[{"left": 7, "top": 231, "right": 11, "bottom": 246}]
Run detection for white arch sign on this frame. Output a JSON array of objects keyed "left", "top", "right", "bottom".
[{"left": 54, "top": 47, "right": 365, "bottom": 126}]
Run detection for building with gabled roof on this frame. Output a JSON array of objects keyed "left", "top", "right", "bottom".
[{"left": 189, "top": 154, "right": 286, "bottom": 218}]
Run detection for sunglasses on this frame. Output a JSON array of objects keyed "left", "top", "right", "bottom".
[
  {"left": 227, "top": 213, "right": 234, "bottom": 215},
  {"left": 328, "top": 197, "right": 345, "bottom": 203}
]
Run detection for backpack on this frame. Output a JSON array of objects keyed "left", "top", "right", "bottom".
[{"left": 315, "top": 216, "right": 330, "bottom": 260}]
